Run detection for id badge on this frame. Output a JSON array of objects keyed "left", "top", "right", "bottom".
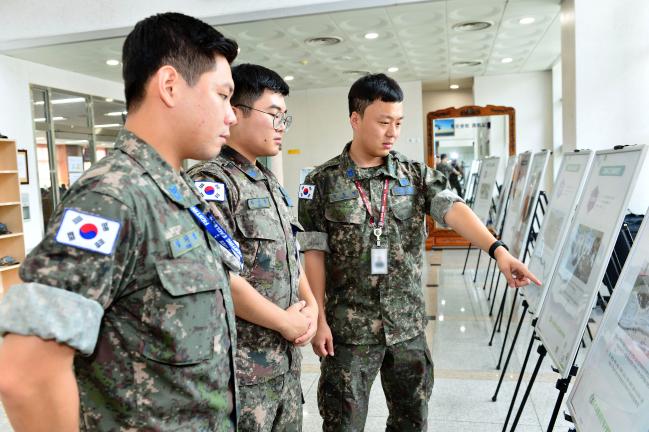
[{"left": 371, "top": 248, "right": 388, "bottom": 274}]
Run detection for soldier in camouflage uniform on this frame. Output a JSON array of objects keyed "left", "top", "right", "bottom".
[
  {"left": 0, "top": 13, "right": 241, "bottom": 431},
  {"left": 189, "top": 64, "right": 317, "bottom": 432},
  {"left": 298, "top": 74, "right": 541, "bottom": 431}
]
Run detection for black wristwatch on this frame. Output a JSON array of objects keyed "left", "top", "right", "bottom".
[{"left": 489, "top": 240, "right": 508, "bottom": 259}]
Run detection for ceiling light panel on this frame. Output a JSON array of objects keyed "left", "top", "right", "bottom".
[{"left": 4, "top": 0, "right": 561, "bottom": 91}]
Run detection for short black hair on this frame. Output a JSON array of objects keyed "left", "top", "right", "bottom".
[
  {"left": 440, "top": 153, "right": 448, "bottom": 160},
  {"left": 122, "top": 12, "right": 238, "bottom": 110},
  {"left": 348, "top": 73, "right": 403, "bottom": 116},
  {"left": 231, "top": 63, "right": 289, "bottom": 112}
]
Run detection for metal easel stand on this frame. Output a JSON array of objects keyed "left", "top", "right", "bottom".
[
  {"left": 461, "top": 173, "right": 486, "bottom": 278},
  {"left": 507, "top": 342, "right": 580, "bottom": 432},
  {"left": 500, "top": 323, "right": 539, "bottom": 431},
  {"left": 488, "top": 192, "right": 547, "bottom": 345}
]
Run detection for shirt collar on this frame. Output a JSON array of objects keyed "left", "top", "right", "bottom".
[
  {"left": 221, "top": 145, "right": 267, "bottom": 181},
  {"left": 338, "top": 142, "right": 398, "bottom": 180},
  {"left": 115, "top": 129, "right": 200, "bottom": 208}
]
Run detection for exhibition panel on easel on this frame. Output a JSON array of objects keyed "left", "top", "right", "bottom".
[
  {"left": 536, "top": 145, "right": 648, "bottom": 378},
  {"left": 472, "top": 156, "right": 500, "bottom": 224},
  {"left": 567, "top": 208, "right": 649, "bottom": 432},
  {"left": 522, "top": 150, "right": 594, "bottom": 316}
]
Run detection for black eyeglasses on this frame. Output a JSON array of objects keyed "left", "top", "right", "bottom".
[{"left": 235, "top": 104, "right": 292, "bottom": 132}]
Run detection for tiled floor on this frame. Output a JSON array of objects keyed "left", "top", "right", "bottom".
[{"left": 0, "top": 249, "right": 584, "bottom": 431}]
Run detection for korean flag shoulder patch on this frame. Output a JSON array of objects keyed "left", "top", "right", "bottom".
[
  {"left": 195, "top": 181, "right": 226, "bottom": 202},
  {"left": 298, "top": 184, "right": 315, "bottom": 200},
  {"left": 55, "top": 208, "right": 121, "bottom": 255}
]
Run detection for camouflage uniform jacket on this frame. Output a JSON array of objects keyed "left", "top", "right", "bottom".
[
  {"left": 298, "top": 143, "right": 463, "bottom": 346},
  {"left": 0, "top": 130, "right": 238, "bottom": 431},
  {"left": 188, "top": 145, "right": 302, "bottom": 385}
]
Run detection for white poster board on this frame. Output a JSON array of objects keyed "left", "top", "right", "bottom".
[
  {"left": 500, "top": 151, "right": 533, "bottom": 247},
  {"left": 465, "top": 159, "right": 482, "bottom": 205},
  {"left": 508, "top": 151, "right": 551, "bottom": 260},
  {"left": 493, "top": 155, "right": 518, "bottom": 232},
  {"left": 567, "top": 208, "right": 649, "bottom": 432},
  {"left": 522, "top": 151, "right": 595, "bottom": 316},
  {"left": 536, "top": 145, "right": 648, "bottom": 378},
  {"left": 472, "top": 157, "right": 500, "bottom": 224}
]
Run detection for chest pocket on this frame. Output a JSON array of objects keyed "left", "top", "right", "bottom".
[
  {"left": 324, "top": 189, "right": 366, "bottom": 224},
  {"left": 390, "top": 185, "right": 417, "bottom": 221},
  {"left": 141, "top": 259, "right": 224, "bottom": 365},
  {"left": 235, "top": 206, "right": 283, "bottom": 242}
]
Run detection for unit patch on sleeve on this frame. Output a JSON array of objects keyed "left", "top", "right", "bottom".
[
  {"left": 195, "top": 181, "right": 226, "bottom": 202},
  {"left": 55, "top": 208, "right": 122, "bottom": 255},
  {"left": 298, "top": 184, "right": 315, "bottom": 200}
]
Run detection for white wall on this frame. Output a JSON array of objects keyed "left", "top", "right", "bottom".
[
  {"left": 0, "top": 54, "right": 123, "bottom": 250},
  {"left": 564, "top": 0, "right": 649, "bottom": 214},
  {"left": 280, "top": 80, "right": 424, "bottom": 212},
  {"left": 474, "top": 71, "right": 554, "bottom": 194},
  {"left": 421, "top": 89, "right": 474, "bottom": 130}
]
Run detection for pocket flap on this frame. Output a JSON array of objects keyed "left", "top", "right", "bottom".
[
  {"left": 155, "top": 259, "right": 220, "bottom": 297},
  {"left": 235, "top": 211, "right": 283, "bottom": 241}
]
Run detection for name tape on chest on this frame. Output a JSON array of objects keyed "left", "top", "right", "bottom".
[
  {"left": 195, "top": 181, "right": 226, "bottom": 202},
  {"left": 298, "top": 184, "right": 315, "bottom": 200},
  {"left": 55, "top": 209, "right": 121, "bottom": 255}
]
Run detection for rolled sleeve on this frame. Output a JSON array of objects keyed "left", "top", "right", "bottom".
[
  {"left": 0, "top": 283, "right": 104, "bottom": 355},
  {"left": 297, "top": 231, "right": 330, "bottom": 252},
  {"left": 430, "top": 189, "right": 465, "bottom": 226}
]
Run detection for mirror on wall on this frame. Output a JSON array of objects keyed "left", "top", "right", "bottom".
[{"left": 426, "top": 105, "right": 516, "bottom": 248}]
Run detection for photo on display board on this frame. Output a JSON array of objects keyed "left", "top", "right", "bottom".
[
  {"left": 542, "top": 209, "right": 565, "bottom": 252},
  {"left": 478, "top": 182, "right": 491, "bottom": 200},
  {"left": 618, "top": 262, "right": 649, "bottom": 358},
  {"left": 434, "top": 118, "right": 454, "bottom": 137},
  {"left": 562, "top": 224, "right": 604, "bottom": 285}
]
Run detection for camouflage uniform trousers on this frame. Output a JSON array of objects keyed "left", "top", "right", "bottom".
[
  {"left": 238, "top": 361, "right": 303, "bottom": 432},
  {"left": 317, "top": 333, "right": 434, "bottom": 432}
]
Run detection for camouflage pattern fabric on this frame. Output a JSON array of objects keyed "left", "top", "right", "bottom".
[
  {"left": 238, "top": 357, "right": 303, "bottom": 432},
  {"left": 188, "top": 145, "right": 303, "bottom": 426},
  {"left": 12, "top": 130, "right": 238, "bottom": 431},
  {"left": 298, "top": 143, "right": 462, "bottom": 346},
  {"left": 317, "top": 333, "right": 434, "bottom": 431}
]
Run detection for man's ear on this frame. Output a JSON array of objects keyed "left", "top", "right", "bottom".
[
  {"left": 155, "top": 65, "right": 182, "bottom": 108},
  {"left": 350, "top": 111, "right": 361, "bottom": 131}
]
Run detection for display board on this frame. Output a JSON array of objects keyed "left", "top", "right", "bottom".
[
  {"left": 508, "top": 150, "right": 550, "bottom": 260},
  {"left": 567, "top": 208, "right": 649, "bottom": 432},
  {"left": 500, "top": 151, "right": 532, "bottom": 247},
  {"left": 493, "top": 155, "right": 518, "bottom": 232},
  {"left": 472, "top": 157, "right": 500, "bottom": 224},
  {"left": 465, "top": 159, "right": 481, "bottom": 205},
  {"left": 522, "top": 151, "right": 595, "bottom": 316},
  {"left": 536, "top": 145, "right": 648, "bottom": 378}
]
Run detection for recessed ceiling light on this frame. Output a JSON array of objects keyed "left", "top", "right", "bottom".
[
  {"left": 449, "top": 84, "right": 459, "bottom": 90},
  {"left": 105, "top": 98, "right": 114, "bottom": 102},
  {"left": 94, "top": 123, "right": 121, "bottom": 128},
  {"left": 343, "top": 70, "right": 371, "bottom": 76},
  {"left": 364, "top": 32, "right": 379, "bottom": 40},
  {"left": 106, "top": 59, "right": 120, "bottom": 66},
  {"left": 452, "top": 21, "right": 492, "bottom": 32},
  {"left": 452, "top": 60, "right": 483, "bottom": 67},
  {"left": 105, "top": 111, "right": 128, "bottom": 117},
  {"left": 519, "top": 17, "right": 536, "bottom": 25},
  {"left": 501, "top": 57, "right": 513, "bottom": 64},
  {"left": 284, "top": 75, "right": 294, "bottom": 81},
  {"left": 34, "top": 117, "right": 66, "bottom": 122},
  {"left": 304, "top": 36, "right": 343, "bottom": 47},
  {"left": 387, "top": 67, "right": 399, "bottom": 73}
]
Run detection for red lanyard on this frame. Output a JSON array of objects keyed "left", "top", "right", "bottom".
[{"left": 353, "top": 178, "right": 389, "bottom": 228}]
